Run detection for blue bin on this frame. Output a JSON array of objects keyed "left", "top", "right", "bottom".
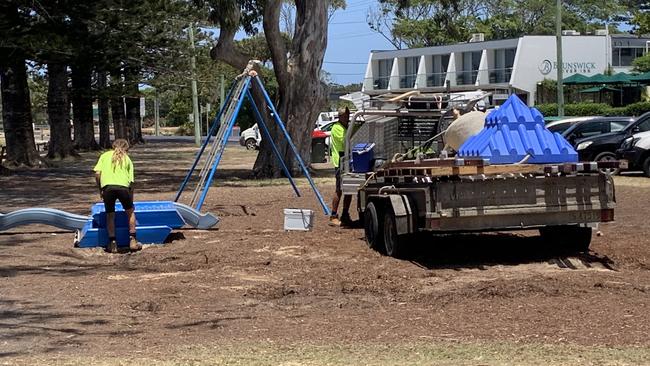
[{"left": 351, "top": 143, "right": 375, "bottom": 173}]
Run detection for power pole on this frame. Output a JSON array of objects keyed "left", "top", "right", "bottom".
[
  {"left": 154, "top": 90, "right": 160, "bottom": 136},
  {"left": 189, "top": 24, "right": 201, "bottom": 146},
  {"left": 556, "top": 0, "right": 564, "bottom": 117}
]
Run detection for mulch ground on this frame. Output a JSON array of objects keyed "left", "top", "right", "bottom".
[{"left": 0, "top": 141, "right": 648, "bottom": 361}]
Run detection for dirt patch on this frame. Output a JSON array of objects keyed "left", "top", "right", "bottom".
[{"left": 0, "top": 140, "right": 649, "bottom": 364}]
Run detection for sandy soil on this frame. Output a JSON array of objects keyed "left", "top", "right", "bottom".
[{"left": 0, "top": 141, "right": 648, "bottom": 365}]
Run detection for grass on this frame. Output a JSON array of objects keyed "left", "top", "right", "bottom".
[{"left": 18, "top": 341, "right": 650, "bottom": 366}]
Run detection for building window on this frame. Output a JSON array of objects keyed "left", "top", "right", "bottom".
[
  {"left": 491, "top": 48, "right": 516, "bottom": 83},
  {"left": 458, "top": 51, "right": 481, "bottom": 85},
  {"left": 427, "top": 54, "right": 450, "bottom": 87},
  {"left": 375, "top": 59, "right": 393, "bottom": 89},
  {"left": 400, "top": 56, "right": 419, "bottom": 88},
  {"left": 612, "top": 47, "right": 646, "bottom": 66}
]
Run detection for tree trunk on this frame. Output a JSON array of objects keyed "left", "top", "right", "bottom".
[
  {"left": 71, "top": 63, "right": 98, "bottom": 150},
  {"left": 252, "top": 0, "right": 328, "bottom": 177},
  {"left": 46, "top": 62, "right": 76, "bottom": 159},
  {"left": 0, "top": 58, "right": 42, "bottom": 167},
  {"left": 97, "top": 71, "right": 111, "bottom": 148},
  {"left": 209, "top": 0, "right": 328, "bottom": 178},
  {"left": 111, "top": 96, "right": 127, "bottom": 140},
  {"left": 109, "top": 70, "right": 127, "bottom": 140},
  {"left": 124, "top": 68, "right": 143, "bottom": 145}
]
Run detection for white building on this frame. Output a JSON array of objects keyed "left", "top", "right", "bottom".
[{"left": 362, "top": 33, "right": 650, "bottom": 105}]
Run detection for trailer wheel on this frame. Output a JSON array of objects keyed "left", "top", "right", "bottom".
[
  {"left": 383, "top": 208, "right": 406, "bottom": 258},
  {"left": 364, "top": 202, "right": 384, "bottom": 252},
  {"left": 539, "top": 225, "right": 592, "bottom": 253}
]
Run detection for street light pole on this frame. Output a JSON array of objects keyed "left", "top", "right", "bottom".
[
  {"left": 189, "top": 24, "right": 201, "bottom": 146},
  {"left": 556, "top": 0, "right": 564, "bottom": 117}
]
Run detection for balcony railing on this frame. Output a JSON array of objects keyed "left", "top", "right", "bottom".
[
  {"left": 367, "top": 67, "right": 513, "bottom": 90},
  {"left": 456, "top": 70, "right": 478, "bottom": 85},
  {"left": 489, "top": 67, "right": 513, "bottom": 84},
  {"left": 373, "top": 76, "right": 390, "bottom": 90},
  {"left": 426, "top": 72, "right": 447, "bottom": 87},
  {"left": 400, "top": 74, "right": 417, "bottom": 88}
]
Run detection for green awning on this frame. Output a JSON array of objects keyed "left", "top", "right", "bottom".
[
  {"left": 605, "top": 72, "right": 633, "bottom": 84},
  {"left": 579, "top": 86, "right": 620, "bottom": 93},
  {"left": 630, "top": 71, "right": 650, "bottom": 82},
  {"left": 562, "top": 73, "right": 591, "bottom": 85},
  {"left": 587, "top": 73, "right": 610, "bottom": 84}
]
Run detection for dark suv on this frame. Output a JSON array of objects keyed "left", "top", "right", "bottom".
[{"left": 562, "top": 117, "right": 638, "bottom": 168}]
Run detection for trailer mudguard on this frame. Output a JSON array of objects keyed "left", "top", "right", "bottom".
[{"left": 387, "top": 194, "right": 416, "bottom": 235}]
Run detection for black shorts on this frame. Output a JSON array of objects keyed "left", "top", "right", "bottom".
[
  {"left": 335, "top": 167, "right": 342, "bottom": 193},
  {"left": 102, "top": 185, "right": 133, "bottom": 213}
]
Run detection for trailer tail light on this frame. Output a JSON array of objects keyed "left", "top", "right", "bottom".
[
  {"left": 427, "top": 218, "right": 441, "bottom": 230},
  {"left": 601, "top": 209, "right": 615, "bottom": 222}
]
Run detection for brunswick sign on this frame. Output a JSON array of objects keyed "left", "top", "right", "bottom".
[{"left": 538, "top": 59, "right": 597, "bottom": 75}]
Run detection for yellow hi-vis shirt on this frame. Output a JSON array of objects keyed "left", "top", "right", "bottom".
[
  {"left": 330, "top": 122, "right": 346, "bottom": 168},
  {"left": 93, "top": 150, "right": 134, "bottom": 188}
]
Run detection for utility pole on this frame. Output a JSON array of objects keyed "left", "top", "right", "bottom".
[
  {"left": 556, "top": 0, "right": 564, "bottom": 117},
  {"left": 219, "top": 74, "right": 225, "bottom": 122},
  {"left": 189, "top": 24, "right": 201, "bottom": 146},
  {"left": 154, "top": 90, "right": 160, "bottom": 136}
]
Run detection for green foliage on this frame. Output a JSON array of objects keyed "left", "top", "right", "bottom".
[
  {"left": 536, "top": 102, "right": 650, "bottom": 117},
  {"left": 167, "top": 94, "right": 193, "bottom": 126},
  {"left": 371, "top": 0, "right": 630, "bottom": 48},
  {"left": 633, "top": 53, "right": 650, "bottom": 73}
]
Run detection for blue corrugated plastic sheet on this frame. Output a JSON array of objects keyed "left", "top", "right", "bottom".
[{"left": 457, "top": 95, "right": 578, "bottom": 164}]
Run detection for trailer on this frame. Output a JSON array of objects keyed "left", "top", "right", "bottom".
[{"left": 340, "top": 93, "right": 620, "bottom": 258}]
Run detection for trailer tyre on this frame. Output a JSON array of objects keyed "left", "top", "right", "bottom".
[
  {"left": 539, "top": 225, "right": 592, "bottom": 253},
  {"left": 364, "top": 202, "right": 384, "bottom": 252},
  {"left": 383, "top": 208, "right": 406, "bottom": 258}
]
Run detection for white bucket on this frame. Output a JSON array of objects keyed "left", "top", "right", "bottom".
[{"left": 283, "top": 209, "right": 314, "bottom": 231}]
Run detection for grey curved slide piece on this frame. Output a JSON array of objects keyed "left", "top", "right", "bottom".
[
  {"left": 172, "top": 202, "right": 220, "bottom": 229},
  {"left": 0, "top": 208, "right": 89, "bottom": 231}
]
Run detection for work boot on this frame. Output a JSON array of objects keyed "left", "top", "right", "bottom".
[
  {"left": 328, "top": 215, "right": 342, "bottom": 227},
  {"left": 106, "top": 240, "right": 117, "bottom": 254},
  {"left": 129, "top": 236, "right": 142, "bottom": 251},
  {"left": 340, "top": 213, "right": 353, "bottom": 227}
]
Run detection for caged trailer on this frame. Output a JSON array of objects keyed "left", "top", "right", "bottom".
[{"left": 340, "top": 92, "right": 621, "bottom": 258}]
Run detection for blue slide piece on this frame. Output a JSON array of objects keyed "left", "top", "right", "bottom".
[
  {"left": 172, "top": 202, "right": 220, "bottom": 229},
  {"left": 0, "top": 208, "right": 89, "bottom": 231},
  {"left": 458, "top": 94, "right": 578, "bottom": 164}
]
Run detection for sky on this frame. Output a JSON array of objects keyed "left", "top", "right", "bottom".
[{"left": 323, "top": 0, "right": 395, "bottom": 85}]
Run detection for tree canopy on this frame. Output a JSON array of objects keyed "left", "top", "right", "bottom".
[{"left": 368, "top": 0, "right": 636, "bottom": 49}]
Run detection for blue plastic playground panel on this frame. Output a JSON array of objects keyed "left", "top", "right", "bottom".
[
  {"left": 77, "top": 225, "right": 173, "bottom": 247},
  {"left": 458, "top": 95, "right": 578, "bottom": 164},
  {"left": 91, "top": 201, "right": 186, "bottom": 229}
]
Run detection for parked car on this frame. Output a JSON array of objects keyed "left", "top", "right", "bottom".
[
  {"left": 561, "top": 117, "right": 636, "bottom": 171},
  {"left": 313, "top": 121, "right": 336, "bottom": 148},
  {"left": 239, "top": 124, "right": 261, "bottom": 150},
  {"left": 240, "top": 113, "right": 339, "bottom": 150},
  {"left": 546, "top": 117, "right": 595, "bottom": 134},
  {"left": 617, "top": 130, "right": 650, "bottom": 177}
]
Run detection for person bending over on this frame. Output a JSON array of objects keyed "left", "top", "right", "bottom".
[
  {"left": 329, "top": 107, "right": 353, "bottom": 227},
  {"left": 93, "top": 139, "right": 141, "bottom": 253}
]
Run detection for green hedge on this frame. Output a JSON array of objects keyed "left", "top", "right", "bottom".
[{"left": 536, "top": 102, "right": 650, "bottom": 118}]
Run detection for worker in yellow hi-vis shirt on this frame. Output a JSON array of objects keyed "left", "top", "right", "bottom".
[
  {"left": 329, "top": 107, "right": 352, "bottom": 227},
  {"left": 93, "top": 139, "right": 141, "bottom": 253}
]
